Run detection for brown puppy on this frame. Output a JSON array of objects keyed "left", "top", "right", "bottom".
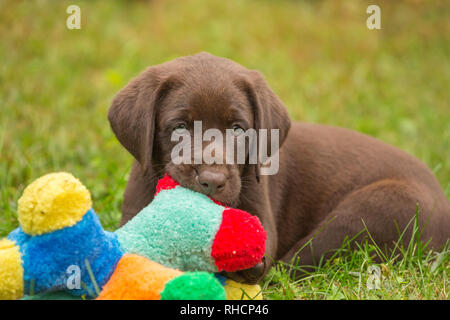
[{"left": 108, "top": 52, "right": 450, "bottom": 283}]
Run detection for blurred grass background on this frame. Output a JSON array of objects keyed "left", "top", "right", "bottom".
[{"left": 0, "top": 0, "right": 449, "bottom": 298}]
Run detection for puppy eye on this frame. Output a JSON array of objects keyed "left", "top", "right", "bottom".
[
  {"left": 173, "top": 123, "right": 188, "bottom": 134},
  {"left": 232, "top": 124, "right": 245, "bottom": 136}
]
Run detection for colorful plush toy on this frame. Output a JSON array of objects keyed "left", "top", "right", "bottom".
[{"left": 0, "top": 172, "right": 266, "bottom": 300}]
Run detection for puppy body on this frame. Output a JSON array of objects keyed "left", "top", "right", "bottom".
[
  {"left": 110, "top": 53, "right": 450, "bottom": 283},
  {"left": 269, "top": 122, "right": 450, "bottom": 262}
]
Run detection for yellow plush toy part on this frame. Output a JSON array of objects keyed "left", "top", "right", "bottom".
[
  {"left": 0, "top": 239, "right": 24, "bottom": 300},
  {"left": 18, "top": 172, "right": 92, "bottom": 235},
  {"left": 225, "top": 279, "right": 263, "bottom": 300}
]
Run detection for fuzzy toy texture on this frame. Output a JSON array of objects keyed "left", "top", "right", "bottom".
[
  {"left": 161, "top": 272, "right": 227, "bottom": 300},
  {"left": 117, "top": 185, "right": 224, "bottom": 272},
  {"left": 0, "top": 239, "right": 24, "bottom": 300},
  {"left": 97, "top": 254, "right": 183, "bottom": 300},
  {"left": 8, "top": 208, "right": 123, "bottom": 297},
  {"left": 1, "top": 172, "right": 265, "bottom": 300},
  {"left": 18, "top": 172, "right": 91, "bottom": 235},
  {"left": 224, "top": 279, "right": 263, "bottom": 300},
  {"left": 117, "top": 174, "right": 266, "bottom": 273},
  {"left": 212, "top": 208, "right": 266, "bottom": 272}
]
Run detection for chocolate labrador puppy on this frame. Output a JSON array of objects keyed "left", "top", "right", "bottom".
[{"left": 108, "top": 52, "right": 450, "bottom": 283}]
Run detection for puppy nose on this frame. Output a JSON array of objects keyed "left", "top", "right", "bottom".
[{"left": 197, "top": 170, "right": 227, "bottom": 195}]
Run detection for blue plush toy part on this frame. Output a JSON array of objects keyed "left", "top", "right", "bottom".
[{"left": 8, "top": 209, "right": 123, "bottom": 297}]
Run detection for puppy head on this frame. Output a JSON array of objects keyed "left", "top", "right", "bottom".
[{"left": 108, "top": 52, "right": 291, "bottom": 206}]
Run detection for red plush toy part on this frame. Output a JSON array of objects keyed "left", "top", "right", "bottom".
[
  {"left": 155, "top": 174, "right": 180, "bottom": 195},
  {"left": 156, "top": 174, "right": 227, "bottom": 207},
  {"left": 155, "top": 174, "right": 267, "bottom": 272},
  {"left": 211, "top": 208, "right": 267, "bottom": 272}
]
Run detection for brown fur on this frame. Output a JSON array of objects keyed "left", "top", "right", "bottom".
[{"left": 108, "top": 52, "right": 450, "bottom": 283}]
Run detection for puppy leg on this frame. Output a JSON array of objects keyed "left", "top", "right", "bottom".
[
  {"left": 280, "top": 179, "right": 448, "bottom": 276},
  {"left": 121, "top": 161, "right": 158, "bottom": 226}
]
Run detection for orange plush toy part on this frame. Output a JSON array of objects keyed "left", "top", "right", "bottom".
[{"left": 97, "top": 254, "right": 182, "bottom": 300}]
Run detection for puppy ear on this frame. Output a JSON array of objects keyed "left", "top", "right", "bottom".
[
  {"left": 235, "top": 70, "right": 291, "bottom": 182},
  {"left": 108, "top": 68, "right": 178, "bottom": 175}
]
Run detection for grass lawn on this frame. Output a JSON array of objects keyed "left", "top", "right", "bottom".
[{"left": 0, "top": 0, "right": 448, "bottom": 299}]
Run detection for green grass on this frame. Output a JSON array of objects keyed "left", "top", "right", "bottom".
[
  {"left": 263, "top": 242, "right": 449, "bottom": 300},
  {"left": 0, "top": 0, "right": 448, "bottom": 299},
  {"left": 262, "top": 212, "right": 449, "bottom": 300}
]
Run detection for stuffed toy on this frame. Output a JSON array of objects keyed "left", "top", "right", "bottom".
[{"left": 0, "top": 172, "right": 266, "bottom": 300}]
